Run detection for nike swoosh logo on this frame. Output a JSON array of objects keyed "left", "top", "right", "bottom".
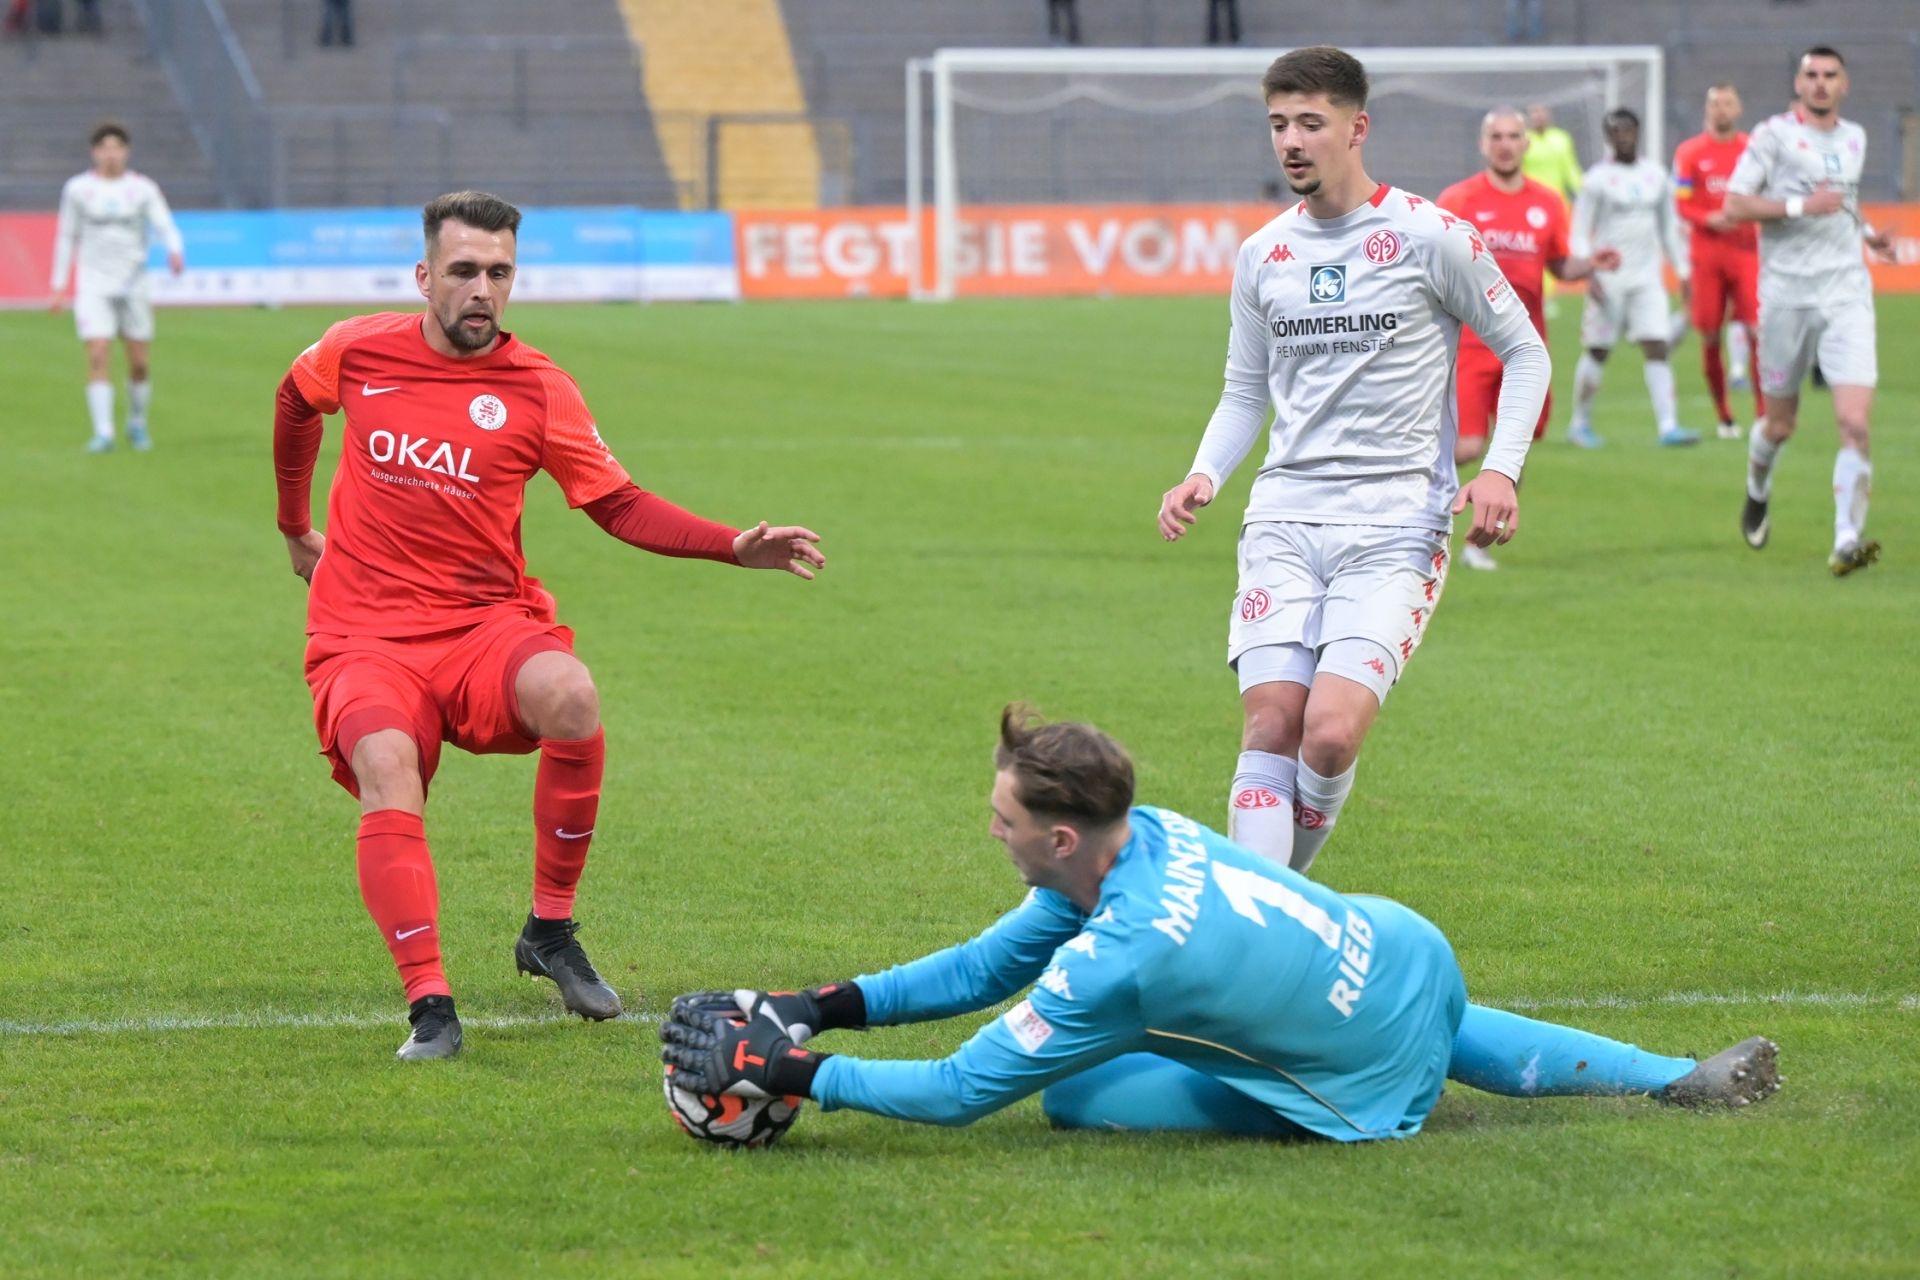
[
  {"left": 363, "top": 382, "right": 401, "bottom": 396},
  {"left": 395, "top": 925, "right": 433, "bottom": 940},
  {"left": 555, "top": 828, "right": 594, "bottom": 840}
]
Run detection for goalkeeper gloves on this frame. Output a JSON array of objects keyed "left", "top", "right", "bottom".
[
  {"left": 668, "top": 982, "right": 867, "bottom": 1046},
  {"left": 659, "top": 1002, "right": 825, "bottom": 1099}
]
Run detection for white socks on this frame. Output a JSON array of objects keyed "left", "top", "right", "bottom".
[
  {"left": 1748, "top": 420, "right": 1783, "bottom": 501},
  {"left": 1728, "top": 322, "right": 1751, "bottom": 380},
  {"left": 1570, "top": 354, "right": 1604, "bottom": 428},
  {"left": 1643, "top": 360, "right": 1678, "bottom": 434},
  {"left": 1834, "top": 446, "right": 1871, "bottom": 549},
  {"left": 127, "top": 380, "right": 151, "bottom": 434},
  {"left": 86, "top": 381, "right": 114, "bottom": 442},
  {"left": 1290, "top": 759, "right": 1356, "bottom": 874},
  {"left": 1228, "top": 750, "right": 1296, "bottom": 869}
]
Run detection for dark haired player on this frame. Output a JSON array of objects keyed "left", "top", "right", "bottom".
[
  {"left": 1154, "top": 47, "right": 1548, "bottom": 874},
  {"left": 663, "top": 706, "right": 1780, "bottom": 1138},
  {"left": 273, "top": 190, "right": 825, "bottom": 1059}
]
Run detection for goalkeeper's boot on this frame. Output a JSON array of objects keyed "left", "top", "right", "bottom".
[
  {"left": 1657, "top": 1036, "right": 1780, "bottom": 1108},
  {"left": 396, "top": 994, "right": 462, "bottom": 1061},
  {"left": 515, "top": 914, "right": 622, "bottom": 1020},
  {"left": 1828, "top": 539, "right": 1880, "bottom": 578},
  {"left": 1741, "top": 493, "right": 1770, "bottom": 550}
]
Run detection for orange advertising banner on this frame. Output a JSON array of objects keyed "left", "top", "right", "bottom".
[
  {"left": 738, "top": 202, "right": 1920, "bottom": 301},
  {"left": 736, "top": 203, "right": 1279, "bottom": 300}
]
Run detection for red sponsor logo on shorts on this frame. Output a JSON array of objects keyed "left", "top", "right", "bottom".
[
  {"left": 1293, "top": 802, "right": 1328, "bottom": 830},
  {"left": 1365, "top": 657, "right": 1387, "bottom": 677},
  {"left": 1233, "top": 787, "right": 1283, "bottom": 810},
  {"left": 1239, "top": 588, "right": 1272, "bottom": 622},
  {"left": 1364, "top": 230, "right": 1401, "bottom": 264},
  {"left": 1400, "top": 637, "right": 1416, "bottom": 660},
  {"left": 1423, "top": 578, "right": 1437, "bottom": 602},
  {"left": 1411, "top": 607, "right": 1426, "bottom": 628},
  {"left": 1431, "top": 550, "right": 1447, "bottom": 572}
]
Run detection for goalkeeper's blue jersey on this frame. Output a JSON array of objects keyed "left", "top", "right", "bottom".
[{"left": 810, "top": 805, "right": 1467, "bottom": 1141}]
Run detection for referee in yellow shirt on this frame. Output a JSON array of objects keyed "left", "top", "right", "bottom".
[{"left": 1523, "top": 103, "right": 1583, "bottom": 311}]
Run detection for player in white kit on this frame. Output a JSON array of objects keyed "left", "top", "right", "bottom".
[
  {"left": 1156, "top": 47, "right": 1548, "bottom": 875},
  {"left": 1725, "top": 47, "right": 1895, "bottom": 576},
  {"left": 1565, "top": 109, "right": 1698, "bottom": 449},
  {"left": 49, "top": 122, "right": 185, "bottom": 453}
]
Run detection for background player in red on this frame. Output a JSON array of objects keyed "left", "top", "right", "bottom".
[
  {"left": 273, "top": 191, "right": 827, "bottom": 1060},
  {"left": 1673, "top": 83, "right": 1763, "bottom": 440},
  {"left": 1439, "top": 108, "right": 1619, "bottom": 570}
]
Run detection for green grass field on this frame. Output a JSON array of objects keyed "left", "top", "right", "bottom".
[{"left": 2, "top": 294, "right": 1915, "bottom": 1278}]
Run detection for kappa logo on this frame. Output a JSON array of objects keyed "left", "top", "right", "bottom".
[
  {"left": 1364, "top": 229, "right": 1401, "bottom": 265},
  {"left": 1365, "top": 657, "right": 1387, "bottom": 677},
  {"left": 469, "top": 393, "right": 508, "bottom": 431},
  {"left": 1309, "top": 264, "right": 1346, "bottom": 303},
  {"left": 1264, "top": 242, "right": 1295, "bottom": 264},
  {"left": 1233, "top": 787, "right": 1283, "bottom": 810},
  {"left": 1239, "top": 587, "right": 1272, "bottom": 622},
  {"left": 1403, "top": 194, "right": 1425, "bottom": 211}
]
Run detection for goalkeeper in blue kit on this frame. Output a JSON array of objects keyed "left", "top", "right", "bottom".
[{"left": 661, "top": 708, "right": 1779, "bottom": 1138}]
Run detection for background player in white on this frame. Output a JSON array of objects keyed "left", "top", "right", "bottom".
[
  {"left": 1565, "top": 109, "right": 1698, "bottom": 449},
  {"left": 1725, "top": 47, "right": 1895, "bottom": 576},
  {"left": 1156, "top": 47, "right": 1548, "bottom": 875},
  {"left": 49, "top": 121, "right": 184, "bottom": 453}
]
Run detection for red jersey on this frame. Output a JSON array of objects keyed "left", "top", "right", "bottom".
[
  {"left": 1671, "top": 131, "right": 1758, "bottom": 252},
  {"left": 1435, "top": 172, "right": 1569, "bottom": 356},
  {"left": 288, "top": 312, "right": 631, "bottom": 638}
]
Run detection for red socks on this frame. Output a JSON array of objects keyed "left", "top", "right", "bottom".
[
  {"left": 532, "top": 728, "right": 605, "bottom": 920},
  {"left": 1703, "top": 342, "right": 1732, "bottom": 425},
  {"left": 357, "top": 809, "right": 448, "bottom": 1002}
]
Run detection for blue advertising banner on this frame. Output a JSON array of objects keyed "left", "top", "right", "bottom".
[{"left": 142, "top": 207, "right": 738, "bottom": 305}]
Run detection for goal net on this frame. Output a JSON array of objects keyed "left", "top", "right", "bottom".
[{"left": 906, "top": 46, "right": 1663, "bottom": 299}]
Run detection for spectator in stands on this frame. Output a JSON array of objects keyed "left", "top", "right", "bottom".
[
  {"left": 74, "top": 0, "right": 100, "bottom": 34},
  {"left": 3, "top": 0, "right": 31, "bottom": 37},
  {"left": 1046, "top": 0, "right": 1077, "bottom": 46},
  {"left": 1206, "top": 0, "right": 1240, "bottom": 45},
  {"left": 320, "top": 0, "right": 353, "bottom": 48},
  {"left": 1505, "top": 0, "right": 1543, "bottom": 42}
]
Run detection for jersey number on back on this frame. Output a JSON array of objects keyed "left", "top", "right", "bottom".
[{"left": 1212, "top": 862, "right": 1376, "bottom": 1017}]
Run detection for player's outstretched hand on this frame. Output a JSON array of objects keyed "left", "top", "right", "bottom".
[
  {"left": 1158, "top": 474, "right": 1216, "bottom": 542},
  {"left": 734, "top": 522, "right": 825, "bottom": 579},
  {"left": 1453, "top": 471, "right": 1518, "bottom": 548},
  {"left": 285, "top": 530, "right": 326, "bottom": 585},
  {"left": 659, "top": 1004, "right": 823, "bottom": 1098},
  {"left": 1865, "top": 227, "right": 1897, "bottom": 263},
  {"left": 671, "top": 985, "right": 865, "bottom": 1045}
]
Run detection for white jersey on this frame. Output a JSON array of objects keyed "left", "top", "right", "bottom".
[
  {"left": 1726, "top": 111, "right": 1872, "bottom": 308},
  {"left": 50, "top": 170, "right": 183, "bottom": 297},
  {"left": 1191, "top": 185, "right": 1543, "bottom": 529},
  {"left": 1570, "top": 158, "right": 1688, "bottom": 284}
]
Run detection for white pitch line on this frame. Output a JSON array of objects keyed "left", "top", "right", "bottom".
[
  {"left": 0, "top": 993, "right": 1910, "bottom": 1039},
  {"left": 0, "top": 1009, "right": 660, "bottom": 1038}
]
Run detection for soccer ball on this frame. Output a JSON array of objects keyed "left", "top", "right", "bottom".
[{"left": 663, "top": 1064, "right": 803, "bottom": 1149}]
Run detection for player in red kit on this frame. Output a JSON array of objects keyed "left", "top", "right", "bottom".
[
  {"left": 273, "top": 191, "right": 826, "bottom": 1060},
  {"left": 1672, "top": 83, "right": 1763, "bottom": 439},
  {"left": 1439, "top": 109, "right": 1618, "bottom": 569}
]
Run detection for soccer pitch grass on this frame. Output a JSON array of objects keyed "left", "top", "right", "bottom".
[{"left": 2, "top": 295, "right": 1915, "bottom": 1278}]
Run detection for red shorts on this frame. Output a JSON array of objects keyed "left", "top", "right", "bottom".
[
  {"left": 304, "top": 606, "right": 574, "bottom": 796},
  {"left": 1455, "top": 349, "right": 1550, "bottom": 441},
  {"left": 1690, "top": 246, "right": 1759, "bottom": 331}
]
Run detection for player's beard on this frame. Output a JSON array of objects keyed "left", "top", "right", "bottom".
[
  {"left": 441, "top": 311, "right": 498, "bottom": 352},
  {"left": 1284, "top": 174, "right": 1321, "bottom": 196}
]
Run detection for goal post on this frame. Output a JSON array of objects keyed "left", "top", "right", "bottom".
[{"left": 906, "top": 45, "right": 1664, "bottom": 300}]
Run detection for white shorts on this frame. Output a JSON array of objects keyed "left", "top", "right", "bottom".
[
  {"left": 74, "top": 290, "right": 154, "bottom": 342},
  {"left": 1229, "top": 522, "right": 1451, "bottom": 698},
  {"left": 1758, "top": 295, "right": 1877, "bottom": 395},
  {"left": 1579, "top": 276, "right": 1670, "bottom": 348}
]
